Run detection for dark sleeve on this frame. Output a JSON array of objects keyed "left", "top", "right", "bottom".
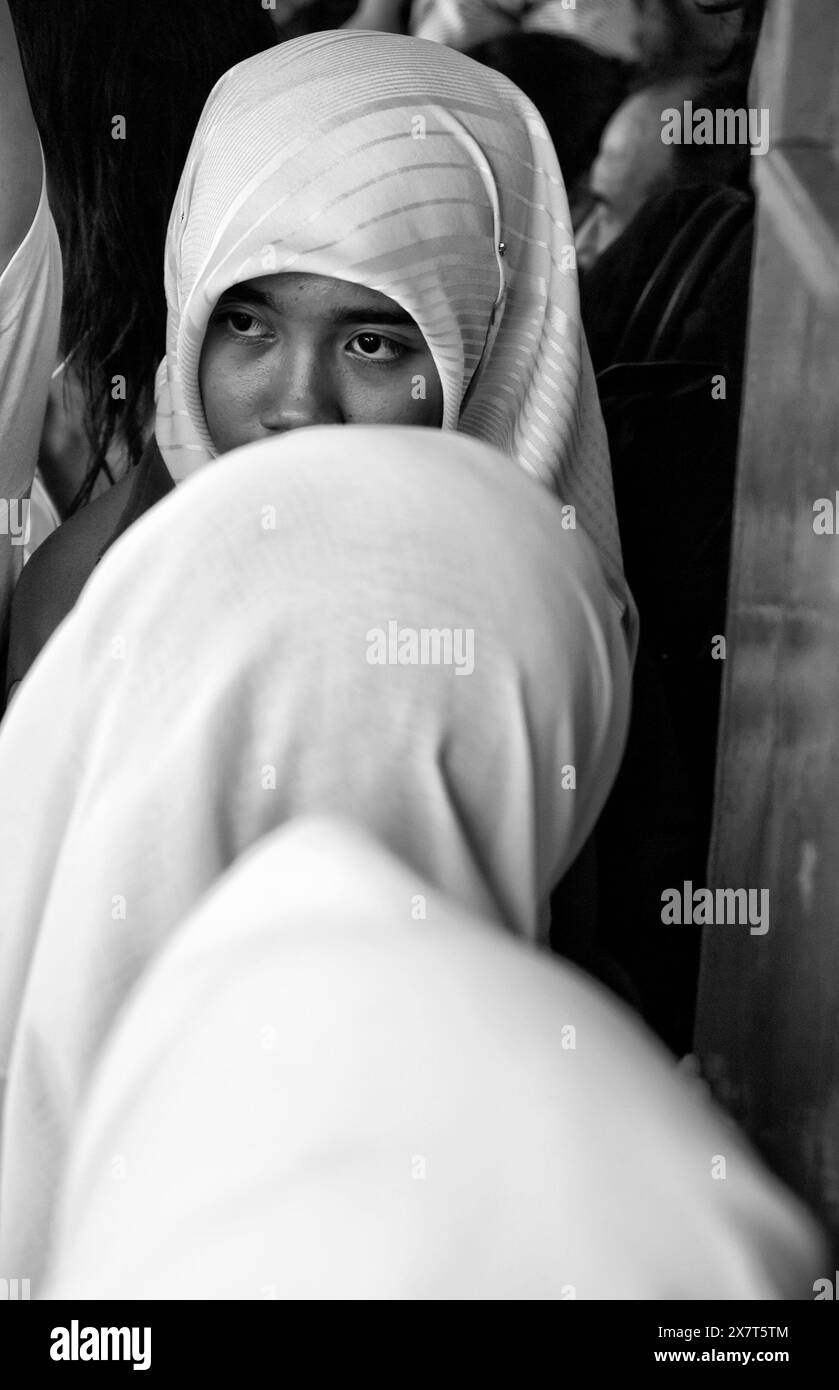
[
  {"left": 3, "top": 477, "right": 131, "bottom": 707},
  {"left": 3, "top": 441, "right": 175, "bottom": 708},
  {"left": 580, "top": 184, "right": 726, "bottom": 373}
]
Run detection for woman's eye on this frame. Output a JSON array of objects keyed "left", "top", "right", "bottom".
[
  {"left": 348, "top": 332, "right": 405, "bottom": 362},
  {"left": 216, "top": 309, "right": 266, "bottom": 338}
]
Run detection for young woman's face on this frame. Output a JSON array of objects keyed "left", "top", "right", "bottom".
[{"left": 199, "top": 272, "right": 445, "bottom": 451}]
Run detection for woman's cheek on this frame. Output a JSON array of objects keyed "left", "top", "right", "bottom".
[
  {"left": 346, "top": 371, "right": 443, "bottom": 427},
  {"left": 374, "top": 359, "right": 444, "bottom": 428},
  {"left": 412, "top": 366, "right": 445, "bottom": 428},
  {"left": 201, "top": 346, "right": 262, "bottom": 452}
]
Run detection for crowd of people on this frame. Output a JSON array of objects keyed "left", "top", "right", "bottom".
[{"left": 0, "top": 0, "right": 827, "bottom": 1298}]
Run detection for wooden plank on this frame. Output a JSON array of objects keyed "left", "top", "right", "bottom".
[
  {"left": 755, "top": 0, "right": 839, "bottom": 142},
  {"left": 695, "top": 149, "right": 839, "bottom": 1240},
  {"left": 755, "top": 148, "right": 839, "bottom": 299}
]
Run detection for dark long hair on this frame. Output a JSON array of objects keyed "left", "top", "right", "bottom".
[
  {"left": 464, "top": 35, "right": 631, "bottom": 190},
  {"left": 10, "top": 0, "right": 276, "bottom": 508}
]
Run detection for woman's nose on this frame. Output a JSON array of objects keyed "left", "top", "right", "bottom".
[{"left": 259, "top": 342, "right": 343, "bottom": 432}]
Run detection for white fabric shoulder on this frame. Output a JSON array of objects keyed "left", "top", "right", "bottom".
[
  {"left": 0, "top": 154, "right": 62, "bottom": 642},
  {"left": 43, "top": 817, "right": 826, "bottom": 1299},
  {"left": 412, "top": 0, "right": 639, "bottom": 62},
  {"left": 411, "top": 0, "right": 521, "bottom": 50},
  {"left": 521, "top": 0, "right": 639, "bottom": 57}
]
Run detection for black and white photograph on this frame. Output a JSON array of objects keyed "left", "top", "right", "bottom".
[{"left": 0, "top": 0, "right": 836, "bottom": 1352}]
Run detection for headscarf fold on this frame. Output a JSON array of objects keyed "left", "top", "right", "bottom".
[
  {"left": 154, "top": 31, "right": 629, "bottom": 615},
  {"left": 0, "top": 425, "right": 630, "bottom": 1289}
]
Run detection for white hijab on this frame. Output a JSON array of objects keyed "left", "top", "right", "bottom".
[
  {"left": 0, "top": 426, "right": 630, "bottom": 1289},
  {"left": 154, "top": 30, "right": 629, "bottom": 618},
  {"left": 44, "top": 817, "right": 825, "bottom": 1299}
]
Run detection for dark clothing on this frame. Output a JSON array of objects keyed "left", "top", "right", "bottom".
[
  {"left": 582, "top": 183, "right": 753, "bottom": 385},
  {"left": 582, "top": 184, "right": 755, "bottom": 1053},
  {"left": 4, "top": 439, "right": 173, "bottom": 706}
]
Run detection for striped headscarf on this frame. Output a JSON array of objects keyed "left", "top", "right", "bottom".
[{"left": 155, "top": 30, "right": 628, "bottom": 612}]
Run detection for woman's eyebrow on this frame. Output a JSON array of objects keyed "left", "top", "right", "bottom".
[
  {"left": 216, "top": 281, "right": 271, "bottom": 307},
  {"left": 334, "top": 308, "right": 418, "bottom": 328}
]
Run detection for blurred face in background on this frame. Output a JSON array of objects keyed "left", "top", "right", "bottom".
[{"left": 574, "top": 86, "right": 682, "bottom": 270}]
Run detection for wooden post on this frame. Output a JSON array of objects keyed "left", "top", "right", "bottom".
[{"left": 695, "top": 0, "right": 839, "bottom": 1249}]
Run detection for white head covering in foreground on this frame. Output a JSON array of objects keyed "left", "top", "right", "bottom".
[
  {"left": 43, "top": 817, "right": 824, "bottom": 1300},
  {"left": 155, "top": 30, "right": 628, "bottom": 616},
  {"left": 0, "top": 425, "right": 630, "bottom": 1289}
]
